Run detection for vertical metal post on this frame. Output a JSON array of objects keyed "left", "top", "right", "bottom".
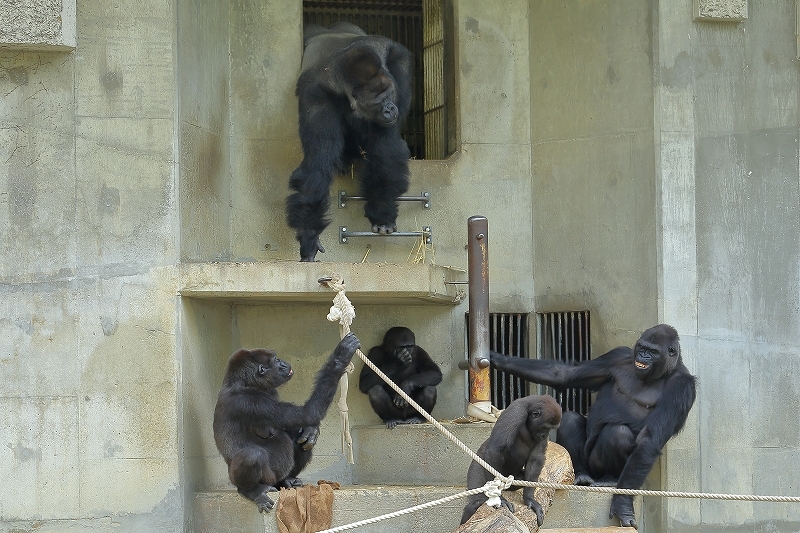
[{"left": 467, "top": 216, "right": 491, "bottom": 410}]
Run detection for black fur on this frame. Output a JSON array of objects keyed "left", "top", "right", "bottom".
[
  {"left": 490, "top": 324, "right": 696, "bottom": 529},
  {"left": 213, "top": 333, "right": 360, "bottom": 512},
  {"left": 460, "top": 395, "right": 562, "bottom": 525},
  {"left": 358, "top": 326, "right": 442, "bottom": 429},
  {"left": 287, "top": 22, "right": 413, "bottom": 261}
]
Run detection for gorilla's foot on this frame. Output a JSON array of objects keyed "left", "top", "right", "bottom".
[
  {"left": 610, "top": 494, "right": 638, "bottom": 529},
  {"left": 371, "top": 223, "right": 397, "bottom": 234},
  {"left": 592, "top": 476, "right": 619, "bottom": 487},
  {"left": 398, "top": 416, "right": 425, "bottom": 425},
  {"left": 279, "top": 477, "right": 304, "bottom": 488},
  {"left": 297, "top": 230, "right": 325, "bottom": 262},
  {"left": 573, "top": 473, "right": 596, "bottom": 486},
  {"left": 239, "top": 484, "right": 276, "bottom": 512}
]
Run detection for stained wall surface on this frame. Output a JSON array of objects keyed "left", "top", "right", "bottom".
[{"left": 530, "top": 1, "right": 800, "bottom": 532}]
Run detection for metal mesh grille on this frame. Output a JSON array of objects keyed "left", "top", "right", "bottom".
[
  {"left": 302, "top": 1, "right": 426, "bottom": 159},
  {"left": 536, "top": 311, "right": 592, "bottom": 415}
]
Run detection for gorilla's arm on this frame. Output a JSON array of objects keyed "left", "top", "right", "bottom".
[
  {"left": 616, "top": 368, "right": 696, "bottom": 489},
  {"left": 405, "top": 347, "right": 443, "bottom": 390},
  {"left": 358, "top": 347, "right": 392, "bottom": 394},
  {"left": 234, "top": 334, "right": 359, "bottom": 429},
  {"left": 490, "top": 347, "right": 631, "bottom": 390}
]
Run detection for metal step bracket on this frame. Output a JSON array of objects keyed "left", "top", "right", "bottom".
[
  {"left": 340, "top": 226, "right": 432, "bottom": 245},
  {"left": 338, "top": 190, "right": 431, "bottom": 209}
]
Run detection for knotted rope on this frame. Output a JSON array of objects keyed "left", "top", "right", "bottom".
[{"left": 322, "top": 276, "right": 358, "bottom": 464}]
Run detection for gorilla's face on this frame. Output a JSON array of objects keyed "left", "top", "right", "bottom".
[
  {"left": 352, "top": 74, "right": 399, "bottom": 126},
  {"left": 340, "top": 45, "right": 401, "bottom": 127},
  {"left": 235, "top": 348, "right": 294, "bottom": 390},
  {"left": 384, "top": 326, "right": 417, "bottom": 366},
  {"left": 632, "top": 324, "right": 680, "bottom": 382}
]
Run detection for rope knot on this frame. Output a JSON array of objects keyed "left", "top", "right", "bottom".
[
  {"left": 484, "top": 479, "right": 506, "bottom": 508},
  {"left": 326, "top": 284, "right": 356, "bottom": 327}
]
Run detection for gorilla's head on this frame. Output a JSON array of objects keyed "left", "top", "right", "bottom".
[
  {"left": 340, "top": 45, "right": 400, "bottom": 127},
  {"left": 632, "top": 324, "right": 680, "bottom": 382},
  {"left": 224, "top": 348, "right": 294, "bottom": 390},
  {"left": 383, "top": 326, "right": 417, "bottom": 365}
]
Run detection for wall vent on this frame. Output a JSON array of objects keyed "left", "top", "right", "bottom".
[{"left": 536, "top": 311, "right": 592, "bottom": 415}]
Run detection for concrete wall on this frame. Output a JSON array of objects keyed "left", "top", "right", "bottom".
[
  {"left": 0, "top": 0, "right": 182, "bottom": 531},
  {"left": 529, "top": 1, "right": 659, "bottom": 352},
  {"left": 530, "top": 1, "right": 800, "bottom": 532}
]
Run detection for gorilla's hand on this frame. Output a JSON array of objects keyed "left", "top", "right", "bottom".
[
  {"left": 393, "top": 392, "right": 408, "bottom": 408},
  {"left": 371, "top": 223, "right": 397, "bottom": 235},
  {"left": 393, "top": 380, "right": 415, "bottom": 407},
  {"left": 524, "top": 497, "right": 544, "bottom": 526},
  {"left": 331, "top": 333, "right": 361, "bottom": 371},
  {"left": 298, "top": 230, "right": 326, "bottom": 262},
  {"left": 296, "top": 426, "right": 320, "bottom": 451},
  {"left": 610, "top": 494, "right": 638, "bottom": 530}
]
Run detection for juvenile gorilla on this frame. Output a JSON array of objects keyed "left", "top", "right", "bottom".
[
  {"left": 359, "top": 326, "right": 442, "bottom": 429},
  {"left": 490, "top": 324, "right": 696, "bottom": 529},
  {"left": 460, "top": 395, "right": 562, "bottom": 526},
  {"left": 286, "top": 22, "right": 413, "bottom": 261},
  {"left": 213, "top": 333, "right": 360, "bottom": 512}
]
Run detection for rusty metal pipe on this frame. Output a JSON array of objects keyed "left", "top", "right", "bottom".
[{"left": 467, "top": 216, "right": 490, "bottom": 406}]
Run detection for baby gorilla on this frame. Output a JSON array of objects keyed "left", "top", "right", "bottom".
[
  {"left": 358, "top": 327, "right": 442, "bottom": 429},
  {"left": 461, "top": 395, "right": 562, "bottom": 526},
  {"left": 213, "top": 333, "right": 360, "bottom": 512}
]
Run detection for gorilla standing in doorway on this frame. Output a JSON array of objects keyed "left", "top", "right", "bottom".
[{"left": 286, "top": 22, "right": 413, "bottom": 261}]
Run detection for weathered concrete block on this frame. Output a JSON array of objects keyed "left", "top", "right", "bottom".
[
  {"left": 694, "top": 0, "right": 747, "bottom": 21},
  {"left": 0, "top": 0, "right": 76, "bottom": 50}
]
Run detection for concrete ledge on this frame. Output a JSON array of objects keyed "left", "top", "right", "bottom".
[
  {"left": 193, "top": 487, "right": 641, "bottom": 533},
  {"left": 179, "top": 261, "right": 467, "bottom": 305}
]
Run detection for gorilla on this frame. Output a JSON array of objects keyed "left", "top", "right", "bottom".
[
  {"left": 213, "top": 333, "right": 360, "bottom": 512},
  {"left": 490, "top": 324, "right": 696, "bottom": 529},
  {"left": 460, "top": 394, "right": 562, "bottom": 526},
  {"left": 286, "top": 22, "right": 413, "bottom": 261},
  {"left": 359, "top": 326, "right": 442, "bottom": 429}
]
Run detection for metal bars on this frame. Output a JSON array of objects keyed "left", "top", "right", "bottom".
[{"left": 536, "top": 311, "right": 592, "bottom": 415}]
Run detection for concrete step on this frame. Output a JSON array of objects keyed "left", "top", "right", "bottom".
[
  {"left": 351, "top": 422, "right": 494, "bottom": 485},
  {"left": 193, "top": 485, "right": 640, "bottom": 533},
  {"left": 542, "top": 529, "right": 635, "bottom": 533}
]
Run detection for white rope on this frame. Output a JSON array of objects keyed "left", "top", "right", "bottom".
[
  {"left": 318, "top": 277, "right": 800, "bottom": 532},
  {"left": 324, "top": 277, "right": 358, "bottom": 464},
  {"left": 318, "top": 483, "right": 494, "bottom": 533}
]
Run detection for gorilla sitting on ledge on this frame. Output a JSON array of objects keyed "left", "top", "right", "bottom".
[
  {"left": 359, "top": 326, "right": 442, "bottom": 429},
  {"left": 490, "top": 324, "right": 696, "bottom": 530}
]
